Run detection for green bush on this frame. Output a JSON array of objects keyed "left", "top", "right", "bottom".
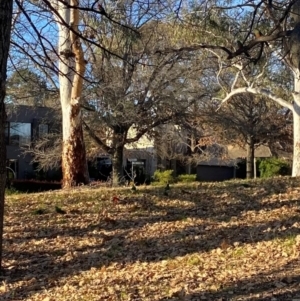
[
  {"left": 177, "top": 174, "right": 197, "bottom": 183},
  {"left": 152, "top": 170, "right": 175, "bottom": 185},
  {"left": 5, "top": 187, "right": 19, "bottom": 195},
  {"left": 258, "top": 158, "right": 291, "bottom": 178}
]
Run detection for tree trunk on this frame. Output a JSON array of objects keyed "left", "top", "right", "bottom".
[
  {"left": 56, "top": 0, "right": 89, "bottom": 188},
  {"left": 292, "top": 76, "right": 300, "bottom": 176},
  {"left": 0, "top": 101, "right": 6, "bottom": 272},
  {"left": 111, "top": 146, "right": 124, "bottom": 186},
  {"left": 0, "top": 0, "right": 13, "bottom": 270},
  {"left": 61, "top": 104, "right": 89, "bottom": 188},
  {"left": 287, "top": 8, "right": 300, "bottom": 177},
  {"left": 246, "top": 136, "right": 255, "bottom": 179}
]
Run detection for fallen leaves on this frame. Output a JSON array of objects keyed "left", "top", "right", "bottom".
[
  {"left": 2, "top": 177, "right": 300, "bottom": 300},
  {"left": 112, "top": 195, "right": 120, "bottom": 204}
]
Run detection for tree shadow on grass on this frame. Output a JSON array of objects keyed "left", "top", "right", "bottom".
[
  {"left": 160, "top": 259, "right": 300, "bottom": 301},
  {"left": 7, "top": 176, "right": 300, "bottom": 235},
  {"left": 158, "top": 177, "right": 300, "bottom": 224},
  {"left": 2, "top": 177, "right": 300, "bottom": 299},
  {"left": 2, "top": 213, "right": 300, "bottom": 300}
]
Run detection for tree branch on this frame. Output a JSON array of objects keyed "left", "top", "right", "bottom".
[
  {"left": 217, "top": 87, "right": 293, "bottom": 111},
  {"left": 83, "top": 120, "right": 111, "bottom": 154},
  {"left": 155, "top": 30, "right": 292, "bottom": 60}
]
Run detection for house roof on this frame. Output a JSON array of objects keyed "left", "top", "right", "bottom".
[
  {"left": 197, "top": 157, "right": 237, "bottom": 167},
  {"left": 227, "top": 144, "right": 272, "bottom": 159},
  {"left": 197, "top": 144, "right": 272, "bottom": 167}
]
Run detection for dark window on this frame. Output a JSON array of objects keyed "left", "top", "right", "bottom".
[{"left": 8, "top": 122, "right": 31, "bottom": 146}]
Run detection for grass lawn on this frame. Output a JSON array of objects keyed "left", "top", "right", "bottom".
[{"left": 2, "top": 177, "right": 300, "bottom": 300}]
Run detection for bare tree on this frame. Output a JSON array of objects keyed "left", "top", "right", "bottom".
[
  {"left": 9, "top": 0, "right": 181, "bottom": 187},
  {"left": 81, "top": 7, "right": 208, "bottom": 185},
  {"left": 156, "top": 1, "right": 300, "bottom": 176},
  {"left": 153, "top": 116, "right": 221, "bottom": 172},
  {"left": 205, "top": 94, "right": 292, "bottom": 178}
]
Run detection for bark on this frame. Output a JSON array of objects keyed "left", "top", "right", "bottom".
[
  {"left": 246, "top": 135, "right": 255, "bottom": 179},
  {"left": 61, "top": 102, "right": 89, "bottom": 188},
  {"left": 111, "top": 145, "right": 124, "bottom": 187},
  {"left": 109, "top": 126, "right": 128, "bottom": 186},
  {"left": 292, "top": 0, "right": 300, "bottom": 24},
  {"left": 289, "top": 23, "right": 300, "bottom": 70},
  {"left": 289, "top": 7, "right": 300, "bottom": 177},
  {"left": 292, "top": 76, "right": 300, "bottom": 176},
  {"left": 0, "top": 0, "right": 13, "bottom": 270},
  {"left": 56, "top": 0, "right": 89, "bottom": 188}
]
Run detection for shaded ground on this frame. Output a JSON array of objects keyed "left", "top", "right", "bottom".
[{"left": 2, "top": 177, "right": 300, "bottom": 300}]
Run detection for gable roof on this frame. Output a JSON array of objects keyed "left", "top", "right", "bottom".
[
  {"left": 198, "top": 144, "right": 272, "bottom": 167},
  {"left": 227, "top": 144, "right": 272, "bottom": 159}
]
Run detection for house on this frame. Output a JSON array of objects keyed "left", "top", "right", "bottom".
[
  {"left": 196, "top": 144, "right": 272, "bottom": 181},
  {"left": 5, "top": 105, "right": 159, "bottom": 182},
  {"left": 5, "top": 105, "right": 275, "bottom": 183},
  {"left": 5, "top": 105, "right": 58, "bottom": 180},
  {"left": 126, "top": 123, "right": 196, "bottom": 177},
  {"left": 196, "top": 158, "right": 237, "bottom": 182},
  {"left": 227, "top": 144, "right": 272, "bottom": 160},
  {"left": 126, "top": 129, "right": 157, "bottom": 179}
]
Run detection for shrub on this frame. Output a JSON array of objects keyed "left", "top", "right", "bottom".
[
  {"left": 5, "top": 187, "right": 19, "bottom": 195},
  {"left": 258, "top": 158, "right": 291, "bottom": 178},
  {"left": 177, "top": 174, "right": 197, "bottom": 183},
  {"left": 152, "top": 170, "right": 176, "bottom": 185}
]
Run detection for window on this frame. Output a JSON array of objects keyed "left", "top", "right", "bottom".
[
  {"left": 8, "top": 122, "right": 31, "bottom": 146},
  {"left": 38, "top": 124, "right": 49, "bottom": 138}
]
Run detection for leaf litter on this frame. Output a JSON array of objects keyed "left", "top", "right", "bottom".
[{"left": 2, "top": 177, "right": 300, "bottom": 300}]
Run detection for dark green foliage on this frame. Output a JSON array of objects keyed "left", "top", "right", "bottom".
[
  {"left": 258, "top": 158, "right": 291, "bottom": 178},
  {"left": 5, "top": 187, "right": 19, "bottom": 195},
  {"left": 6, "top": 69, "right": 53, "bottom": 106}
]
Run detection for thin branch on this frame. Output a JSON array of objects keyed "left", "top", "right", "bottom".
[
  {"left": 41, "top": 0, "right": 135, "bottom": 63},
  {"left": 155, "top": 30, "right": 293, "bottom": 60},
  {"left": 83, "top": 120, "right": 111, "bottom": 154},
  {"left": 126, "top": 94, "right": 208, "bottom": 144},
  {"left": 15, "top": 0, "right": 59, "bottom": 68}
]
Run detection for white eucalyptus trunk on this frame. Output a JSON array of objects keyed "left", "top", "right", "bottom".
[
  {"left": 55, "top": 0, "right": 89, "bottom": 188},
  {"left": 292, "top": 74, "right": 300, "bottom": 176}
]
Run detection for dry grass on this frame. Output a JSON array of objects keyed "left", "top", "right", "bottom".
[{"left": 2, "top": 177, "right": 300, "bottom": 300}]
